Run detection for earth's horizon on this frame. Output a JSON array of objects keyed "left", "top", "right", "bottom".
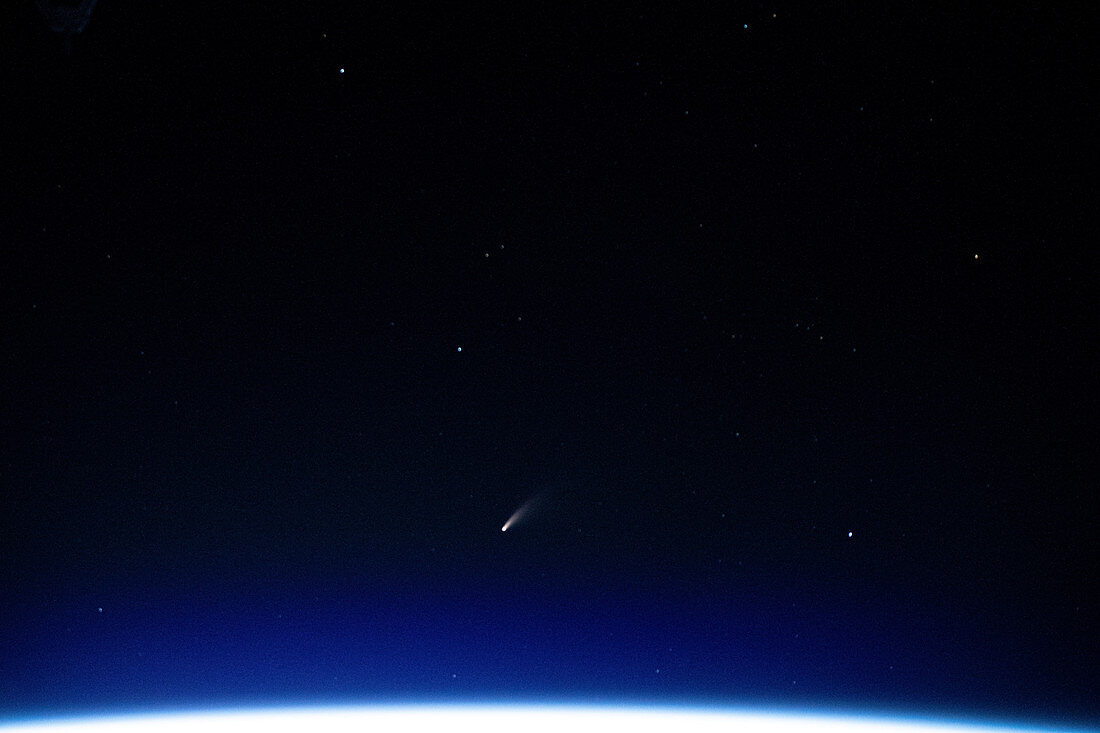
[{"left": 2, "top": 704, "right": 1095, "bottom": 733}]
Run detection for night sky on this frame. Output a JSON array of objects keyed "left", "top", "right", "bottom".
[{"left": 2, "top": 2, "right": 1095, "bottom": 728}]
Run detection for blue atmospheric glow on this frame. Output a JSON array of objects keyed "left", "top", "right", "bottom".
[{"left": 0, "top": 706, "right": 1094, "bottom": 733}]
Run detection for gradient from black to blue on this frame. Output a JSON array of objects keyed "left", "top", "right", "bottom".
[{"left": 2, "top": 3, "right": 1095, "bottom": 728}]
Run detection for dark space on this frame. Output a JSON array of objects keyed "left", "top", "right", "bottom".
[{"left": 1, "top": 3, "right": 1095, "bottom": 728}]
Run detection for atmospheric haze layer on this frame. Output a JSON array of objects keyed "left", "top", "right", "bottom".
[{"left": 0, "top": 705, "right": 1093, "bottom": 733}]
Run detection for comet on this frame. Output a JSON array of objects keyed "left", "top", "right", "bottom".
[
  {"left": 501, "top": 505, "right": 527, "bottom": 532},
  {"left": 501, "top": 493, "right": 544, "bottom": 532}
]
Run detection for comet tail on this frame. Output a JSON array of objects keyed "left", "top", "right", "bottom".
[{"left": 501, "top": 499, "right": 534, "bottom": 532}]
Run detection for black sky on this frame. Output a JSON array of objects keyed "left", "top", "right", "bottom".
[{"left": 1, "top": 2, "right": 1096, "bottom": 726}]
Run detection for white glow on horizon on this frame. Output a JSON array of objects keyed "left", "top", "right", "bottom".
[{"left": 0, "top": 706, "right": 1087, "bottom": 733}]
